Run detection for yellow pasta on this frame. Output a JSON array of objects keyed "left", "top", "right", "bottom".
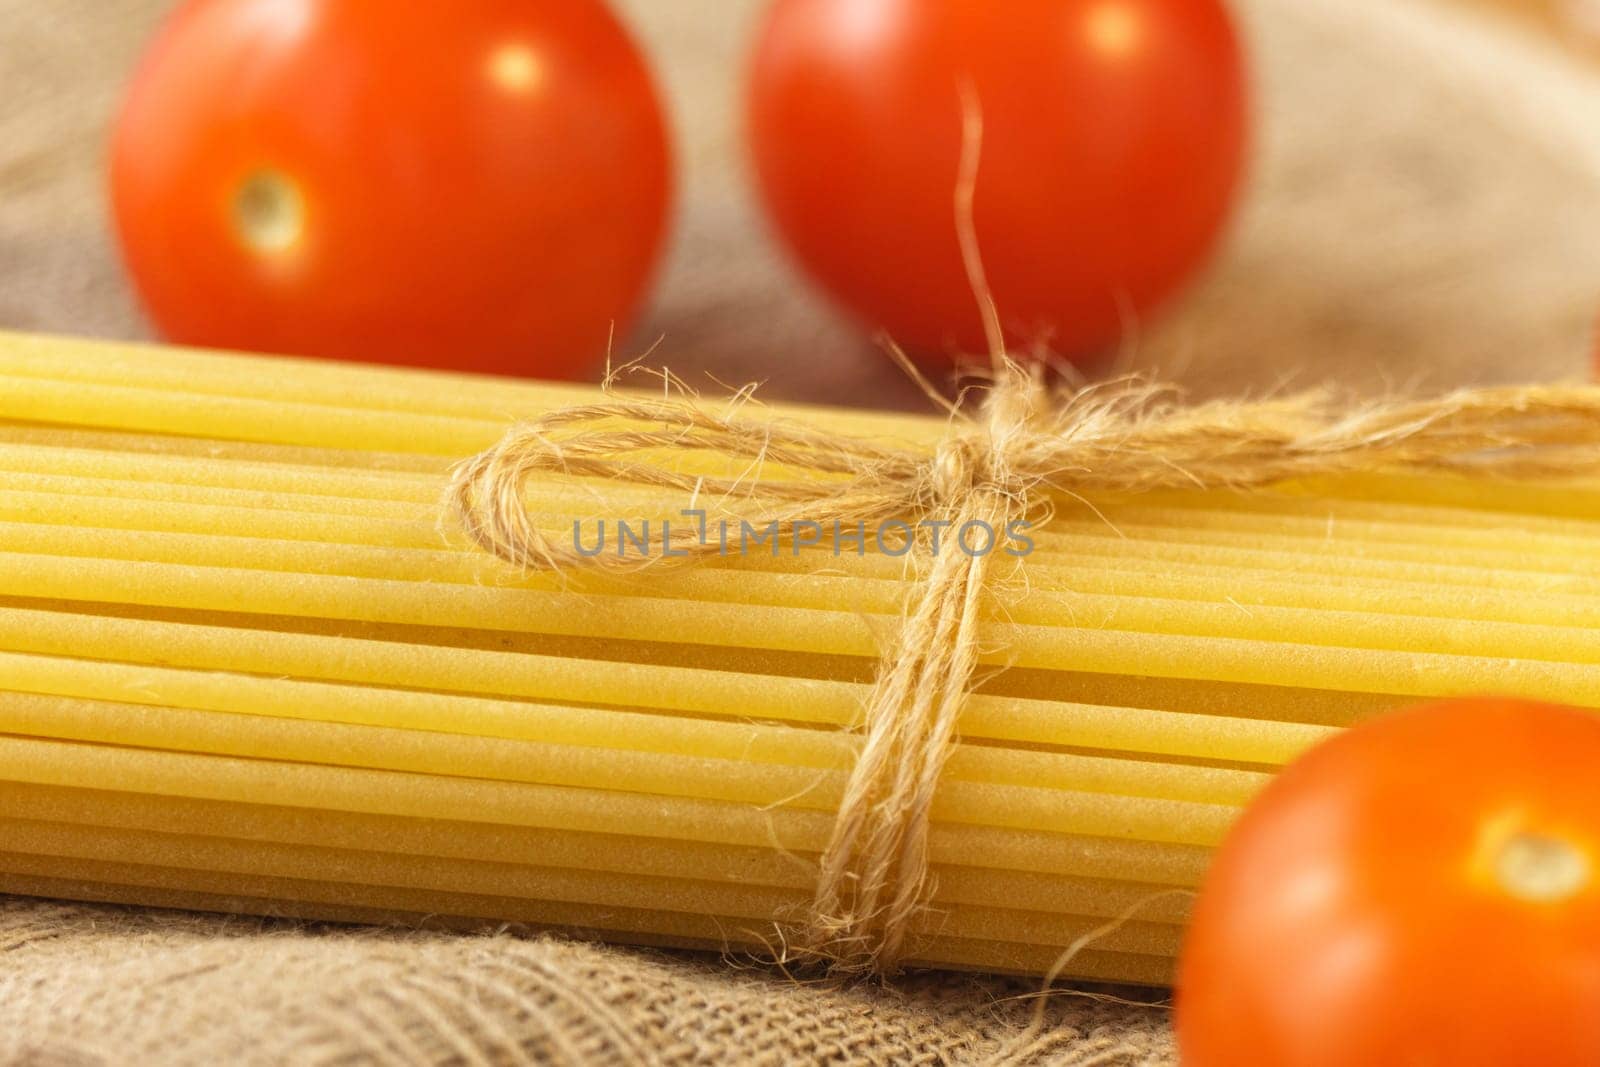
[{"left": 1, "top": 330, "right": 1598, "bottom": 984}]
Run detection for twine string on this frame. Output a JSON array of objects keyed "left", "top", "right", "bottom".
[
  {"left": 445, "top": 365, "right": 1600, "bottom": 974},
  {"left": 447, "top": 89, "right": 1600, "bottom": 976}
]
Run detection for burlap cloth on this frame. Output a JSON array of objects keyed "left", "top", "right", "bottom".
[{"left": 1, "top": 1, "right": 1597, "bottom": 1063}]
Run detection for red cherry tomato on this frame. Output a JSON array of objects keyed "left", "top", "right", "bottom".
[
  {"left": 746, "top": 0, "right": 1246, "bottom": 364},
  {"left": 1177, "top": 698, "right": 1600, "bottom": 1067},
  {"left": 111, "top": 0, "right": 671, "bottom": 378}
]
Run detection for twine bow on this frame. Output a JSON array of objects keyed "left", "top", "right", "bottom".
[
  {"left": 447, "top": 362, "right": 1600, "bottom": 974},
  {"left": 448, "top": 85, "right": 1600, "bottom": 975}
]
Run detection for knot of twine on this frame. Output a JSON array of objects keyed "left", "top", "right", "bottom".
[{"left": 447, "top": 363, "right": 1600, "bottom": 975}]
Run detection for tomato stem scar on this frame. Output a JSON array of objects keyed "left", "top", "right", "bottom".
[
  {"left": 1494, "top": 831, "right": 1590, "bottom": 903},
  {"left": 232, "top": 169, "right": 304, "bottom": 254}
]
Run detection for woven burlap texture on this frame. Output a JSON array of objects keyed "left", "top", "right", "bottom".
[
  {"left": 1, "top": 0, "right": 1598, "bottom": 1063},
  {"left": 0, "top": 900, "right": 1170, "bottom": 1066}
]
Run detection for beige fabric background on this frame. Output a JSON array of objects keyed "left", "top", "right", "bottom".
[
  {"left": 1, "top": 1, "right": 1598, "bottom": 1064},
  {"left": 8, "top": 0, "right": 1600, "bottom": 403}
]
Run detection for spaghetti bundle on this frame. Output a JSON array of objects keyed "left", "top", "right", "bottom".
[{"left": 2, "top": 329, "right": 1600, "bottom": 983}]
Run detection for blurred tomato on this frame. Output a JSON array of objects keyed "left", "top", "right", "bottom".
[
  {"left": 746, "top": 0, "right": 1246, "bottom": 364},
  {"left": 111, "top": 0, "right": 671, "bottom": 378},
  {"left": 1178, "top": 698, "right": 1600, "bottom": 1067}
]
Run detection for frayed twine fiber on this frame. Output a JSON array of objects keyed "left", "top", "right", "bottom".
[{"left": 447, "top": 363, "right": 1600, "bottom": 975}]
